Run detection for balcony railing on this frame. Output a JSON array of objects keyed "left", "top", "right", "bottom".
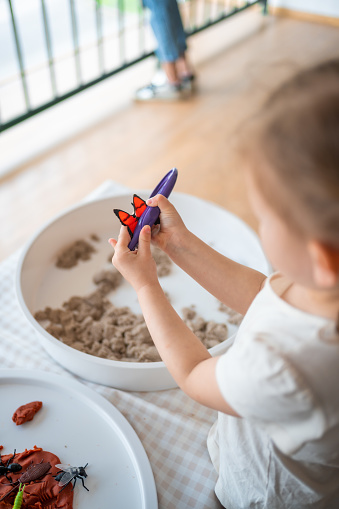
[{"left": 0, "top": 0, "right": 266, "bottom": 133}]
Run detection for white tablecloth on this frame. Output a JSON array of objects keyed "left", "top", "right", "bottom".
[{"left": 0, "top": 181, "right": 225, "bottom": 509}]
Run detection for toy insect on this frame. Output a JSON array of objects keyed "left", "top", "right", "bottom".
[
  {"left": 113, "top": 168, "right": 178, "bottom": 251},
  {"left": 0, "top": 450, "right": 22, "bottom": 482},
  {"left": 114, "top": 194, "right": 151, "bottom": 238},
  {"left": 55, "top": 463, "right": 89, "bottom": 492},
  {"left": 0, "top": 461, "right": 51, "bottom": 502},
  {"left": 12, "top": 483, "right": 25, "bottom": 509}
]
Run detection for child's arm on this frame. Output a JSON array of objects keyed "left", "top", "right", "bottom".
[
  {"left": 147, "top": 195, "right": 266, "bottom": 315},
  {"left": 110, "top": 225, "right": 241, "bottom": 415}
]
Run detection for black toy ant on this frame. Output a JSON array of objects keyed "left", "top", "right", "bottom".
[
  {"left": 54, "top": 463, "right": 89, "bottom": 492},
  {"left": 0, "top": 450, "right": 22, "bottom": 482}
]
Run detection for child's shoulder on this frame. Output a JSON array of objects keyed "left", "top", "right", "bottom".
[{"left": 241, "top": 271, "right": 338, "bottom": 351}]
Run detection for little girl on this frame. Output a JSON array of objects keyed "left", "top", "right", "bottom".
[{"left": 110, "top": 59, "right": 339, "bottom": 508}]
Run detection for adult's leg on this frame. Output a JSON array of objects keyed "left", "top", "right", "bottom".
[
  {"left": 135, "top": 0, "right": 193, "bottom": 99},
  {"left": 143, "top": 0, "right": 187, "bottom": 64},
  {"left": 143, "top": 0, "right": 194, "bottom": 82}
]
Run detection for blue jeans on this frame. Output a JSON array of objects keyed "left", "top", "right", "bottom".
[{"left": 142, "top": 0, "right": 187, "bottom": 62}]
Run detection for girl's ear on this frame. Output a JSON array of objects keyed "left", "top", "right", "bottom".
[{"left": 308, "top": 240, "right": 339, "bottom": 288}]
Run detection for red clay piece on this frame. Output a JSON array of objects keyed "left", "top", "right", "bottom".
[{"left": 12, "top": 401, "right": 43, "bottom": 426}]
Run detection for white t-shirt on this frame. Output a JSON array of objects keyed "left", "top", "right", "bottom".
[{"left": 208, "top": 273, "right": 339, "bottom": 509}]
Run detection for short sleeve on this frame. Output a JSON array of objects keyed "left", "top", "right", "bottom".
[{"left": 216, "top": 332, "right": 326, "bottom": 455}]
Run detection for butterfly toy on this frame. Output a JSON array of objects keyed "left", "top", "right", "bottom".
[{"left": 113, "top": 168, "right": 178, "bottom": 251}]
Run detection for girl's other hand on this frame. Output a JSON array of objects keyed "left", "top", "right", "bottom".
[
  {"left": 109, "top": 225, "right": 159, "bottom": 293},
  {"left": 146, "top": 194, "right": 187, "bottom": 253}
]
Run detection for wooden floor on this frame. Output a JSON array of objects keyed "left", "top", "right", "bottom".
[{"left": 1, "top": 14, "right": 339, "bottom": 262}]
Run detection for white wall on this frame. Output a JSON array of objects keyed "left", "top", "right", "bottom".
[{"left": 270, "top": 0, "right": 339, "bottom": 18}]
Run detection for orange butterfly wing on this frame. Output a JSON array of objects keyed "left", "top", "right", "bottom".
[
  {"left": 133, "top": 195, "right": 147, "bottom": 218},
  {"left": 114, "top": 209, "right": 138, "bottom": 237}
]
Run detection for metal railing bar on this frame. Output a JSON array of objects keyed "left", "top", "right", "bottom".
[
  {"left": 138, "top": 0, "right": 145, "bottom": 55},
  {"left": 188, "top": 0, "right": 196, "bottom": 32},
  {"left": 208, "top": 0, "right": 212, "bottom": 25},
  {"left": 7, "top": 0, "right": 31, "bottom": 111},
  {"left": 95, "top": 0, "right": 104, "bottom": 75},
  {"left": 261, "top": 0, "right": 268, "bottom": 15},
  {"left": 118, "top": 0, "right": 126, "bottom": 64},
  {"left": 40, "top": 0, "right": 58, "bottom": 98},
  {"left": 69, "top": 0, "right": 82, "bottom": 86}
]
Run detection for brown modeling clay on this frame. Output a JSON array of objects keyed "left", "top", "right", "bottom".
[
  {"left": 0, "top": 447, "right": 73, "bottom": 508},
  {"left": 12, "top": 401, "right": 43, "bottom": 425}
]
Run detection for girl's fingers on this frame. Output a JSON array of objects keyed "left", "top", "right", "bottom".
[
  {"left": 117, "top": 225, "right": 131, "bottom": 247},
  {"left": 147, "top": 194, "right": 171, "bottom": 213},
  {"left": 111, "top": 227, "right": 133, "bottom": 266},
  {"left": 110, "top": 225, "right": 153, "bottom": 259},
  {"left": 109, "top": 226, "right": 131, "bottom": 256},
  {"left": 138, "top": 225, "right": 151, "bottom": 257}
]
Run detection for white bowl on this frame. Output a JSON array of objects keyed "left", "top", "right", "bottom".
[{"left": 16, "top": 192, "right": 270, "bottom": 391}]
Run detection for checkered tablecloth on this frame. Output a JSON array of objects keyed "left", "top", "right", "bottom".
[{"left": 0, "top": 181, "right": 224, "bottom": 509}]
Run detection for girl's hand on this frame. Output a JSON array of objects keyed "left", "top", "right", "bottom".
[
  {"left": 147, "top": 194, "right": 187, "bottom": 254},
  {"left": 109, "top": 225, "right": 159, "bottom": 293}
]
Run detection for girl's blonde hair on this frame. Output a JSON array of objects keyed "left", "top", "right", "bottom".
[{"left": 243, "top": 59, "right": 339, "bottom": 248}]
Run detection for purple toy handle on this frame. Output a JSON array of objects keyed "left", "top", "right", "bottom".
[{"left": 128, "top": 167, "right": 178, "bottom": 251}]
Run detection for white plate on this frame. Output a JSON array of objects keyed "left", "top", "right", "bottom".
[{"left": 0, "top": 369, "right": 158, "bottom": 509}]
